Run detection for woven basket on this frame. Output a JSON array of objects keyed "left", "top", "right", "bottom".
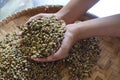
[{"left": 0, "top": 6, "right": 120, "bottom": 80}]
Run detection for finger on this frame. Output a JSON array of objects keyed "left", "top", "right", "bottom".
[
  {"left": 26, "top": 18, "right": 35, "bottom": 24},
  {"left": 32, "top": 57, "right": 49, "bottom": 62},
  {"left": 61, "top": 32, "right": 75, "bottom": 50},
  {"left": 31, "top": 54, "right": 61, "bottom": 62},
  {"left": 47, "top": 48, "right": 68, "bottom": 61},
  {"left": 49, "top": 32, "right": 75, "bottom": 60},
  {"left": 32, "top": 39, "right": 70, "bottom": 62},
  {"left": 31, "top": 46, "right": 68, "bottom": 62},
  {"left": 32, "top": 33, "right": 74, "bottom": 62},
  {"left": 26, "top": 13, "right": 56, "bottom": 24},
  {"left": 44, "top": 42, "right": 71, "bottom": 62},
  {"left": 26, "top": 16, "right": 43, "bottom": 24},
  {"left": 17, "top": 31, "right": 23, "bottom": 36}
]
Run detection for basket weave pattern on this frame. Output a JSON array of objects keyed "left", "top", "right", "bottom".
[{"left": 0, "top": 6, "right": 120, "bottom": 80}]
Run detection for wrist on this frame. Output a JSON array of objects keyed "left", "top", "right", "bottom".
[
  {"left": 55, "top": 11, "right": 74, "bottom": 24},
  {"left": 73, "top": 22, "right": 96, "bottom": 40},
  {"left": 55, "top": 12, "right": 67, "bottom": 23}
]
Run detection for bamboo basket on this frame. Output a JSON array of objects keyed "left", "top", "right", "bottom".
[{"left": 0, "top": 6, "right": 120, "bottom": 80}]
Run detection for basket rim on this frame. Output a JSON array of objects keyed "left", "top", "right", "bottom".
[
  {"left": 0, "top": 5, "right": 63, "bottom": 27},
  {"left": 0, "top": 5, "right": 98, "bottom": 27}
]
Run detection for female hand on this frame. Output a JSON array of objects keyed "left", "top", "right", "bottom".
[
  {"left": 26, "top": 13, "right": 60, "bottom": 23},
  {"left": 31, "top": 22, "right": 91, "bottom": 62},
  {"left": 25, "top": 13, "right": 75, "bottom": 62}
]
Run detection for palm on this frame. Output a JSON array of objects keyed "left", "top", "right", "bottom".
[
  {"left": 27, "top": 13, "right": 57, "bottom": 23},
  {"left": 32, "top": 26, "right": 76, "bottom": 62}
]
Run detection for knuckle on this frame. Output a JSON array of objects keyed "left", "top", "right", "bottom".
[{"left": 30, "top": 17, "right": 34, "bottom": 20}]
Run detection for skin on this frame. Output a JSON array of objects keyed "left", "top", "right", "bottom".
[
  {"left": 26, "top": 0, "right": 120, "bottom": 62},
  {"left": 28, "top": 0, "right": 99, "bottom": 24}
]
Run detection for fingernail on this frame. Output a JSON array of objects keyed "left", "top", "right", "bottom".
[
  {"left": 30, "top": 57, "right": 33, "bottom": 59},
  {"left": 17, "top": 32, "right": 23, "bottom": 36}
]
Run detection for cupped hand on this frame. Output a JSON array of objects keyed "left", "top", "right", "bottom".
[
  {"left": 26, "top": 13, "right": 58, "bottom": 23},
  {"left": 18, "top": 22, "right": 92, "bottom": 62},
  {"left": 32, "top": 24, "right": 79, "bottom": 62}
]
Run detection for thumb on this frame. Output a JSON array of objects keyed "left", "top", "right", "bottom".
[
  {"left": 32, "top": 31, "right": 75, "bottom": 62},
  {"left": 46, "top": 32, "right": 75, "bottom": 61},
  {"left": 26, "top": 16, "right": 43, "bottom": 24}
]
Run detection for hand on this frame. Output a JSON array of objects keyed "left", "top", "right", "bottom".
[
  {"left": 19, "top": 22, "right": 94, "bottom": 62},
  {"left": 31, "top": 22, "right": 92, "bottom": 62},
  {"left": 26, "top": 13, "right": 59, "bottom": 23},
  {"left": 32, "top": 24, "right": 79, "bottom": 62}
]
